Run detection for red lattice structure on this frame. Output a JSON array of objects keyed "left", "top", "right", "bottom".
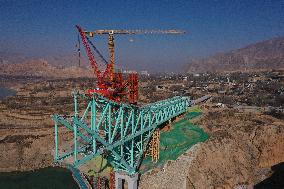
[{"left": 76, "top": 25, "right": 139, "bottom": 104}]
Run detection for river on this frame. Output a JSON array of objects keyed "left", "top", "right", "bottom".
[
  {"left": 0, "top": 87, "right": 16, "bottom": 100},
  {"left": 0, "top": 167, "right": 80, "bottom": 189}
]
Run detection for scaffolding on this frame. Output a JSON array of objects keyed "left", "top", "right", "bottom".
[{"left": 145, "top": 129, "right": 160, "bottom": 163}]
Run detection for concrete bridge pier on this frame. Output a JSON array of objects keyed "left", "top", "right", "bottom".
[{"left": 115, "top": 172, "right": 139, "bottom": 189}]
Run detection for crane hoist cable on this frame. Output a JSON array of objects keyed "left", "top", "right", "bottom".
[
  {"left": 86, "top": 35, "right": 127, "bottom": 72},
  {"left": 77, "top": 34, "right": 81, "bottom": 67},
  {"left": 86, "top": 36, "right": 108, "bottom": 65}
]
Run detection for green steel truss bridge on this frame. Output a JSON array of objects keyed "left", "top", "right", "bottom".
[{"left": 53, "top": 92, "right": 191, "bottom": 175}]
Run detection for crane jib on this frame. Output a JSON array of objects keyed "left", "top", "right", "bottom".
[{"left": 76, "top": 25, "right": 111, "bottom": 82}]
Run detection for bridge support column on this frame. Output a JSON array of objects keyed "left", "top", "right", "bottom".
[{"left": 115, "top": 172, "right": 139, "bottom": 189}]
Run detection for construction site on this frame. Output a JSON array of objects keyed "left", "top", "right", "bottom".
[
  {"left": 0, "top": 22, "right": 283, "bottom": 188},
  {"left": 1, "top": 1, "right": 284, "bottom": 188},
  {"left": 0, "top": 23, "right": 283, "bottom": 188},
  {"left": 50, "top": 25, "right": 210, "bottom": 189},
  {"left": 27, "top": 23, "right": 277, "bottom": 189}
]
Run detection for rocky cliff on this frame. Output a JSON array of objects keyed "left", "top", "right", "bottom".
[{"left": 140, "top": 108, "right": 284, "bottom": 188}]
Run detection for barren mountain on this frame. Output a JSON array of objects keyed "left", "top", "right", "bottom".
[
  {"left": 0, "top": 51, "right": 29, "bottom": 64},
  {"left": 187, "top": 36, "right": 284, "bottom": 73},
  {"left": 0, "top": 59, "right": 93, "bottom": 78}
]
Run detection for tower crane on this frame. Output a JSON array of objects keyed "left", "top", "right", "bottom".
[{"left": 76, "top": 25, "right": 185, "bottom": 104}]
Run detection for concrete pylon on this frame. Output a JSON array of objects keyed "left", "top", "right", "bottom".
[{"left": 115, "top": 172, "right": 139, "bottom": 189}]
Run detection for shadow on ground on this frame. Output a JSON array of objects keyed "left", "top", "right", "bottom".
[{"left": 254, "top": 162, "right": 284, "bottom": 189}]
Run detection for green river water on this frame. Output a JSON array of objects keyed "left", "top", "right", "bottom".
[{"left": 0, "top": 167, "right": 79, "bottom": 189}]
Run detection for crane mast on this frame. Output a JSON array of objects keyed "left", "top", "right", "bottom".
[{"left": 108, "top": 33, "right": 115, "bottom": 81}]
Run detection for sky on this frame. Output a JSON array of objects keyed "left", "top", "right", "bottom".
[{"left": 0, "top": 0, "right": 283, "bottom": 72}]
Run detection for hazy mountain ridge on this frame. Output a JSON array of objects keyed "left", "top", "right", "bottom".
[
  {"left": 0, "top": 59, "right": 93, "bottom": 78},
  {"left": 0, "top": 51, "right": 29, "bottom": 64},
  {"left": 0, "top": 50, "right": 106, "bottom": 78},
  {"left": 187, "top": 36, "right": 284, "bottom": 73},
  {"left": 2, "top": 36, "right": 284, "bottom": 76},
  {"left": 0, "top": 51, "right": 89, "bottom": 67}
]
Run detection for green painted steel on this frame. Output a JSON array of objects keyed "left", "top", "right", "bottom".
[{"left": 53, "top": 91, "right": 191, "bottom": 175}]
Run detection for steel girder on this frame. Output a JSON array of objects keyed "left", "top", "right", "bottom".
[{"left": 53, "top": 91, "right": 190, "bottom": 175}]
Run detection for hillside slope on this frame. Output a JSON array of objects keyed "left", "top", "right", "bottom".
[
  {"left": 0, "top": 59, "right": 93, "bottom": 78},
  {"left": 187, "top": 37, "right": 284, "bottom": 73}
]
